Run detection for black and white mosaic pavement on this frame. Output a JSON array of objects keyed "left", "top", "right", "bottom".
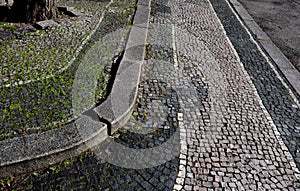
[{"left": 2, "top": 0, "right": 300, "bottom": 190}]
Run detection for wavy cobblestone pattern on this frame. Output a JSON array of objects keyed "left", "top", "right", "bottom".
[
  {"left": 0, "top": 0, "right": 134, "bottom": 140},
  {"left": 210, "top": 0, "right": 300, "bottom": 169}
]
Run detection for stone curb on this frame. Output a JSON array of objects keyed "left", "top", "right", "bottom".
[
  {"left": 94, "top": 0, "right": 150, "bottom": 134},
  {"left": 0, "top": 0, "right": 151, "bottom": 178},
  {"left": 228, "top": 0, "right": 300, "bottom": 98},
  {"left": 0, "top": 116, "right": 107, "bottom": 177},
  {"left": 226, "top": 0, "right": 300, "bottom": 178}
]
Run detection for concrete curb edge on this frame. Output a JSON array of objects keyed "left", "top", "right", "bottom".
[
  {"left": 228, "top": 0, "right": 300, "bottom": 98},
  {"left": 94, "top": 0, "right": 150, "bottom": 134}
]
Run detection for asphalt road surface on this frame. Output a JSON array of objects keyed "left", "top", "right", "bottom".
[{"left": 238, "top": 0, "right": 300, "bottom": 72}]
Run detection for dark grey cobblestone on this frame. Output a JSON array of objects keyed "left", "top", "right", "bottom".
[
  {"left": 115, "top": 78, "right": 179, "bottom": 149},
  {"left": 210, "top": 0, "right": 300, "bottom": 169},
  {"left": 0, "top": 150, "right": 178, "bottom": 190}
]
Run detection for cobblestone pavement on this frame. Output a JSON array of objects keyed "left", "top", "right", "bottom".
[
  {"left": 2, "top": 0, "right": 300, "bottom": 190},
  {"left": 150, "top": 0, "right": 299, "bottom": 190},
  {"left": 0, "top": 0, "right": 135, "bottom": 140},
  {"left": 210, "top": 0, "right": 300, "bottom": 170}
]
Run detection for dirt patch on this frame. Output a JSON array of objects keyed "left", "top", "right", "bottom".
[{"left": 238, "top": 0, "right": 300, "bottom": 72}]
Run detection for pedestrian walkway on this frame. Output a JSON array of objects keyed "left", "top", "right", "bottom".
[
  {"left": 2, "top": 0, "right": 300, "bottom": 190},
  {"left": 145, "top": 0, "right": 300, "bottom": 190},
  {"left": 163, "top": 0, "right": 300, "bottom": 190}
]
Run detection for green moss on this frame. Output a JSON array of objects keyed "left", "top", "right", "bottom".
[
  {"left": 0, "top": 22, "right": 17, "bottom": 32},
  {"left": 9, "top": 103, "right": 21, "bottom": 110},
  {"left": 27, "top": 29, "right": 47, "bottom": 36},
  {"left": 0, "top": 176, "right": 14, "bottom": 189},
  {"left": 0, "top": 0, "right": 137, "bottom": 141}
]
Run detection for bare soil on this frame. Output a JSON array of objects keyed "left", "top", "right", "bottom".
[{"left": 238, "top": 0, "right": 300, "bottom": 72}]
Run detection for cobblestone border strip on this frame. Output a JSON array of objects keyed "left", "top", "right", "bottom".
[
  {"left": 3, "top": 0, "right": 113, "bottom": 88},
  {"left": 0, "top": 0, "right": 150, "bottom": 178},
  {"left": 228, "top": 0, "right": 300, "bottom": 106},
  {"left": 222, "top": 0, "right": 300, "bottom": 179},
  {"left": 94, "top": 0, "right": 151, "bottom": 134}
]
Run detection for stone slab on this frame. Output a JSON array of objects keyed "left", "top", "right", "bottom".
[
  {"left": 36, "top": 20, "right": 58, "bottom": 29},
  {"left": 133, "top": 4, "right": 150, "bottom": 28},
  {"left": 67, "top": 8, "right": 82, "bottom": 17},
  {"left": 123, "top": 26, "right": 148, "bottom": 61},
  {"left": 137, "top": 0, "right": 151, "bottom": 7}
]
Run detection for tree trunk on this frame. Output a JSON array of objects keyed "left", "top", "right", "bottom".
[{"left": 12, "top": 0, "right": 58, "bottom": 23}]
